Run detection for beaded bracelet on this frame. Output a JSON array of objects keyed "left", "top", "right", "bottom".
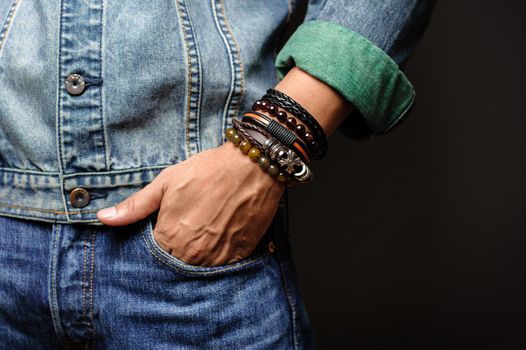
[
  {"left": 261, "top": 88, "right": 328, "bottom": 159},
  {"left": 232, "top": 119, "right": 313, "bottom": 185},
  {"left": 252, "top": 99, "right": 323, "bottom": 161},
  {"left": 224, "top": 123, "right": 291, "bottom": 185},
  {"left": 252, "top": 100, "right": 313, "bottom": 144},
  {"left": 242, "top": 111, "right": 312, "bottom": 163}
]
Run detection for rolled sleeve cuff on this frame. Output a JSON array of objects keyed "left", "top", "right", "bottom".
[{"left": 275, "top": 20, "right": 415, "bottom": 139}]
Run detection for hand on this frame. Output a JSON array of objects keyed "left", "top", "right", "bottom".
[{"left": 96, "top": 141, "right": 285, "bottom": 266}]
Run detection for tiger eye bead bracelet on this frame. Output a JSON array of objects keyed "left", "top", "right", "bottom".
[{"left": 225, "top": 127, "right": 289, "bottom": 184}]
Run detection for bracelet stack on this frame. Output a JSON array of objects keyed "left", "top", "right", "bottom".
[
  {"left": 225, "top": 88, "right": 327, "bottom": 187},
  {"left": 260, "top": 88, "right": 328, "bottom": 160}
]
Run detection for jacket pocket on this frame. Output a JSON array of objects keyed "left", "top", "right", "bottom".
[
  {"left": 140, "top": 212, "right": 276, "bottom": 277},
  {"left": 0, "top": 0, "right": 20, "bottom": 55}
]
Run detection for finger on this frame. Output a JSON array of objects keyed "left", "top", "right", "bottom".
[
  {"left": 225, "top": 253, "right": 247, "bottom": 265},
  {"left": 97, "top": 179, "right": 165, "bottom": 226}
]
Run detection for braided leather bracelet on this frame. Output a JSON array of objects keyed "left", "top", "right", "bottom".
[{"left": 262, "top": 88, "right": 328, "bottom": 159}]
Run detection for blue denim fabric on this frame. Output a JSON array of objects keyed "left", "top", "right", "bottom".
[{"left": 0, "top": 201, "right": 314, "bottom": 349}]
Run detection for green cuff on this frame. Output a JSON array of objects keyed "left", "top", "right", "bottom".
[{"left": 275, "top": 20, "right": 415, "bottom": 138}]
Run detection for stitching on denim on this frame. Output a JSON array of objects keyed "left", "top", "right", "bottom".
[
  {"left": 0, "top": 168, "right": 59, "bottom": 175},
  {"left": 0, "top": 167, "right": 60, "bottom": 175},
  {"left": 82, "top": 237, "right": 88, "bottom": 320},
  {"left": 276, "top": 232, "right": 300, "bottom": 349},
  {"left": 211, "top": 0, "right": 245, "bottom": 142},
  {"left": 98, "top": 0, "right": 109, "bottom": 170},
  {"left": 61, "top": 164, "right": 170, "bottom": 177},
  {"left": 141, "top": 219, "right": 269, "bottom": 276},
  {"left": 0, "top": 0, "right": 20, "bottom": 57},
  {"left": 221, "top": 0, "right": 246, "bottom": 124},
  {"left": 174, "top": 0, "right": 202, "bottom": 158},
  {"left": 0, "top": 212, "right": 65, "bottom": 223},
  {"left": 49, "top": 224, "right": 69, "bottom": 347},
  {"left": 0, "top": 202, "right": 99, "bottom": 215},
  {"left": 0, "top": 164, "right": 170, "bottom": 177},
  {"left": 89, "top": 231, "right": 96, "bottom": 330},
  {"left": 56, "top": 0, "right": 70, "bottom": 222}
]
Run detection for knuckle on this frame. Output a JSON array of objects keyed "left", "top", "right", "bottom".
[
  {"left": 122, "top": 195, "right": 137, "bottom": 213},
  {"left": 226, "top": 253, "right": 245, "bottom": 265},
  {"left": 187, "top": 247, "right": 202, "bottom": 261},
  {"left": 180, "top": 247, "right": 203, "bottom": 265},
  {"left": 153, "top": 229, "right": 168, "bottom": 250}
]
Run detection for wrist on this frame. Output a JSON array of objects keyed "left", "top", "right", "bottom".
[{"left": 274, "top": 66, "right": 354, "bottom": 137}]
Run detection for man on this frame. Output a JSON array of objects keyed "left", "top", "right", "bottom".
[{"left": 0, "top": 0, "right": 434, "bottom": 348}]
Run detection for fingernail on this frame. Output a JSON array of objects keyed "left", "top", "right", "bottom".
[{"left": 98, "top": 206, "right": 117, "bottom": 219}]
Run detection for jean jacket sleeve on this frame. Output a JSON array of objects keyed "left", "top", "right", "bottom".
[{"left": 275, "top": 0, "right": 436, "bottom": 140}]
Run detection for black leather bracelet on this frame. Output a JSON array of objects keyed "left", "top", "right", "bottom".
[{"left": 262, "top": 88, "right": 328, "bottom": 160}]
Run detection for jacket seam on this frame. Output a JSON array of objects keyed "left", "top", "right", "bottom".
[
  {"left": 99, "top": 0, "right": 110, "bottom": 170},
  {"left": 56, "top": 0, "right": 70, "bottom": 221},
  {"left": 0, "top": 164, "right": 169, "bottom": 176},
  {"left": 0, "top": 0, "right": 20, "bottom": 57},
  {"left": 0, "top": 202, "right": 99, "bottom": 215},
  {"left": 211, "top": 0, "right": 245, "bottom": 142},
  {"left": 174, "top": 0, "right": 202, "bottom": 158},
  {"left": 0, "top": 167, "right": 60, "bottom": 175}
]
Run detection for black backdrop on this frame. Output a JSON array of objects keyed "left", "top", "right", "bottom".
[{"left": 287, "top": 1, "right": 526, "bottom": 348}]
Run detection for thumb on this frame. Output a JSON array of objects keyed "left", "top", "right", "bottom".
[{"left": 97, "top": 179, "right": 165, "bottom": 226}]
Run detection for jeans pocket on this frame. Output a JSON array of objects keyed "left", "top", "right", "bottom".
[{"left": 139, "top": 211, "right": 276, "bottom": 277}]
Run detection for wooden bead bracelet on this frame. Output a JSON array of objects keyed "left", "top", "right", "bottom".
[{"left": 259, "top": 88, "right": 328, "bottom": 160}]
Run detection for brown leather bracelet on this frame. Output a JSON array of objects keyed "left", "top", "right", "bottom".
[{"left": 242, "top": 112, "right": 312, "bottom": 163}]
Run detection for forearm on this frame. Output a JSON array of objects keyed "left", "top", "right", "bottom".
[{"left": 273, "top": 66, "right": 354, "bottom": 137}]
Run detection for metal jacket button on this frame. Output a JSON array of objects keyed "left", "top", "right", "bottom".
[
  {"left": 65, "top": 74, "right": 86, "bottom": 95},
  {"left": 69, "top": 188, "right": 90, "bottom": 208}
]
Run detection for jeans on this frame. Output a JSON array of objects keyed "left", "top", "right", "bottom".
[{"left": 0, "top": 201, "right": 314, "bottom": 349}]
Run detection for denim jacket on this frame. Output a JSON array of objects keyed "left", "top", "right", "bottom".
[{"left": 0, "top": 0, "right": 434, "bottom": 224}]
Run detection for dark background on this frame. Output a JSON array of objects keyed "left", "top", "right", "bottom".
[{"left": 287, "top": 1, "right": 526, "bottom": 349}]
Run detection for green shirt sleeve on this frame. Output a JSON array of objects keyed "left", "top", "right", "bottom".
[{"left": 275, "top": 20, "right": 416, "bottom": 140}]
